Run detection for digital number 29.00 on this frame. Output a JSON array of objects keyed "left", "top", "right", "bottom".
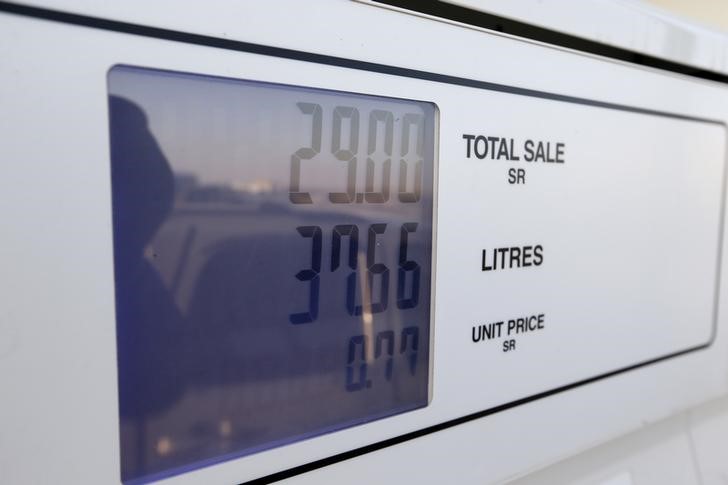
[{"left": 289, "top": 102, "right": 424, "bottom": 205}]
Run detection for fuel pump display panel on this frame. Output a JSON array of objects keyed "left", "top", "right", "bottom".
[
  {"left": 106, "top": 58, "right": 727, "bottom": 485},
  {"left": 6, "top": 3, "right": 728, "bottom": 485},
  {"left": 108, "top": 66, "right": 436, "bottom": 483}
]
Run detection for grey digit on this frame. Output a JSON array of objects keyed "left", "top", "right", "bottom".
[
  {"left": 290, "top": 102, "right": 322, "bottom": 204},
  {"left": 365, "top": 110, "right": 393, "bottom": 203},
  {"left": 398, "top": 113, "right": 424, "bottom": 203},
  {"left": 346, "top": 335, "right": 369, "bottom": 391},
  {"left": 375, "top": 330, "right": 395, "bottom": 381},
  {"left": 329, "top": 106, "right": 359, "bottom": 203},
  {"left": 400, "top": 326, "right": 419, "bottom": 375}
]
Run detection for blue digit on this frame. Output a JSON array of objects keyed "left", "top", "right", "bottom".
[
  {"left": 331, "top": 225, "right": 361, "bottom": 316},
  {"left": 367, "top": 224, "right": 389, "bottom": 314},
  {"left": 397, "top": 223, "right": 420, "bottom": 309},
  {"left": 289, "top": 226, "right": 322, "bottom": 324}
]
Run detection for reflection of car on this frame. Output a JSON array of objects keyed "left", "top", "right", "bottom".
[{"left": 120, "top": 197, "right": 431, "bottom": 480}]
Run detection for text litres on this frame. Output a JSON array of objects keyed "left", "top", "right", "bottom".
[{"left": 482, "top": 245, "right": 543, "bottom": 271}]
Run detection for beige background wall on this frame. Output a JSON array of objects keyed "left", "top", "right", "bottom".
[{"left": 646, "top": 0, "right": 728, "bottom": 33}]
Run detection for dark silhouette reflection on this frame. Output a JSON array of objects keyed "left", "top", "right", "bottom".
[
  {"left": 109, "top": 78, "right": 433, "bottom": 484},
  {"left": 111, "top": 97, "right": 186, "bottom": 420}
]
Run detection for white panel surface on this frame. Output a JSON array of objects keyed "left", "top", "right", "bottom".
[
  {"left": 509, "top": 412, "right": 699, "bottom": 485},
  {"left": 688, "top": 395, "right": 728, "bottom": 485},
  {"left": 439, "top": 0, "right": 728, "bottom": 76},
  {"left": 436, "top": 94, "right": 723, "bottom": 417},
  {"left": 2, "top": 2, "right": 728, "bottom": 484}
]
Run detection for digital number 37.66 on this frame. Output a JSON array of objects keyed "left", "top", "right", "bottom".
[
  {"left": 289, "top": 222, "right": 421, "bottom": 324},
  {"left": 289, "top": 102, "right": 425, "bottom": 205}
]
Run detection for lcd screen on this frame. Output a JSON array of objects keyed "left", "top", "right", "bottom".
[{"left": 108, "top": 66, "right": 436, "bottom": 483}]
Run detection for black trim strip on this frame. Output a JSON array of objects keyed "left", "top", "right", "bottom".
[
  {"left": 248, "top": 343, "right": 710, "bottom": 484},
  {"left": 1, "top": 2, "right": 724, "bottom": 484},
  {"left": 0, "top": 1, "right": 723, "bottom": 125},
  {"left": 375, "top": 0, "right": 728, "bottom": 85}
]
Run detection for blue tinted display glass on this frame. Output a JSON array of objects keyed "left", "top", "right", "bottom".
[{"left": 108, "top": 65, "right": 435, "bottom": 483}]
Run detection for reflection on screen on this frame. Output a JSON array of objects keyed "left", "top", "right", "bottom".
[{"left": 108, "top": 65, "right": 435, "bottom": 483}]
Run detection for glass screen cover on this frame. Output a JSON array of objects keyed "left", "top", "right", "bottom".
[{"left": 108, "top": 65, "right": 436, "bottom": 483}]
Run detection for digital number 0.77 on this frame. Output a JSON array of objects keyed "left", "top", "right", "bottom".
[{"left": 346, "top": 326, "right": 420, "bottom": 391}]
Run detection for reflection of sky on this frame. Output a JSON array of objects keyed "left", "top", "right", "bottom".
[{"left": 108, "top": 66, "right": 432, "bottom": 203}]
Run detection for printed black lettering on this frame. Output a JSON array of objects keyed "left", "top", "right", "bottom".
[
  {"left": 463, "top": 134, "right": 475, "bottom": 158},
  {"left": 509, "top": 247, "right": 521, "bottom": 268},
  {"left": 487, "top": 136, "right": 499, "bottom": 157},
  {"left": 472, "top": 325, "right": 483, "bottom": 342},
  {"left": 482, "top": 249, "right": 493, "bottom": 271},
  {"left": 480, "top": 244, "right": 543, "bottom": 272},
  {"left": 535, "top": 141, "right": 545, "bottom": 161},
  {"left": 497, "top": 247, "right": 508, "bottom": 268},
  {"left": 534, "top": 245, "right": 544, "bottom": 265},
  {"left": 497, "top": 138, "right": 509, "bottom": 159},
  {"left": 510, "top": 138, "right": 520, "bottom": 160},
  {"left": 522, "top": 246, "right": 533, "bottom": 267},
  {"left": 508, "top": 168, "right": 526, "bottom": 184},
  {"left": 474, "top": 135, "right": 488, "bottom": 159},
  {"left": 524, "top": 139, "right": 534, "bottom": 161}
]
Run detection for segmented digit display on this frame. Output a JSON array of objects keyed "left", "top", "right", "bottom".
[{"left": 109, "top": 65, "right": 435, "bottom": 483}]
